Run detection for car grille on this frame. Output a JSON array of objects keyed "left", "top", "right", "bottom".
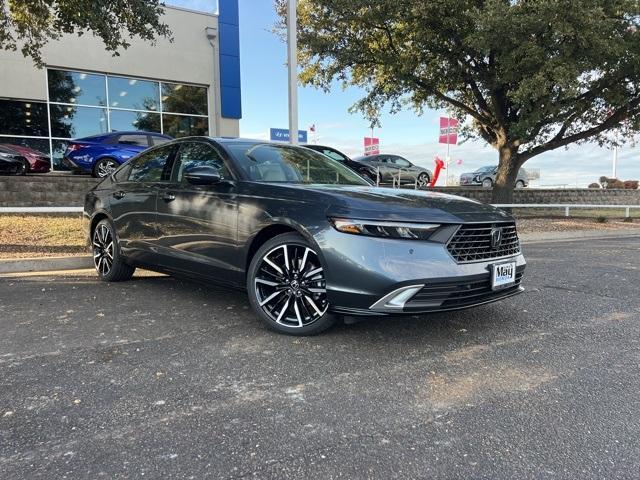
[
  {"left": 404, "top": 268, "right": 525, "bottom": 311},
  {"left": 447, "top": 222, "right": 520, "bottom": 263}
]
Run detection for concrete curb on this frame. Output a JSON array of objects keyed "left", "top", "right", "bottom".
[{"left": 0, "top": 255, "right": 93, "bottom": 274}]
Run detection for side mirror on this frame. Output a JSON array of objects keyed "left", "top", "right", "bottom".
[{"left": 184, "top": 165, "right": 222, "bottom": 185}]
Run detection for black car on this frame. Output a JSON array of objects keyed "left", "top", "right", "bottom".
[
  {"left": 85, "top": 137, "right": 526, "bottom": 335},
  {"left": 0, "top": 151, "right": 26, "bottom": 175},
  {"left": 302, "top": 144, "right": 377, "bottom": 183},
  {"left": 353, "top": 153, "right": 433, "bottom": 186}
]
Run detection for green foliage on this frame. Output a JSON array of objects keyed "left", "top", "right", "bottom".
[
  {"left": 595, "top": 216, "right": 608, "bottom": 223},
  {"left": 277, "top": 0, "right": 640, "bottom": 200},
  {"left": 0, "top": 0, "right": 172, "bottom": 66}
]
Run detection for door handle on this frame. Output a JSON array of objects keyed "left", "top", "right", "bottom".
[
  {"left": 163, "top": 193, "right": 176, "bottom": 202},
  {"left": 112, "top": 191, "right": 126, "bottom": 199}
]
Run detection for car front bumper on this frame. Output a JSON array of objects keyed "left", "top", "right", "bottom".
[{"left": 315, "top": 228, "right": 526, "bottom": 316}]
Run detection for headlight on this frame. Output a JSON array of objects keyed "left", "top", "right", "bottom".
[{"left": 329, "top": 218, "right": 440, "bottom": 240}]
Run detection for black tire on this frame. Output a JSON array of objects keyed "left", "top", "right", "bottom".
[
  {"left": 417, "top": 172, "right": 430, "bottom": 186},
  {"left": 92, "top": 218, "right": 135, "bottom": 282},
  {"left": 247, "top": 232, "right": 337, "bottom": 335},
  {"left": 93, "top": 158, "right": 119, "bottom": 178},
  {"left": 482, "top": 178, "right": 493, "bottom": 188},
  {"left": 515, "top": 180, "right": 525, "bottom": 188}
]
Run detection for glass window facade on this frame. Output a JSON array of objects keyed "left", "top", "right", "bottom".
[{"left": 1, "top": 68, "right": 210, "bottom": 170}]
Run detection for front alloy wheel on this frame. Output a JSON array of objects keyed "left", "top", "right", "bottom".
[
  {"left": 248, "top": 233, "right": 336, "bottom": 335},
  {"left": 94, "top": 158, "right": 118, "bottom": 178},
  {"left": 482, "top": 178, "right": 493, "bottom": 188}
]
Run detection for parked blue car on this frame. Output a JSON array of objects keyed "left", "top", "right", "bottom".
[{"left": 63, "top": 131, "right": 172, "bottom": 178}]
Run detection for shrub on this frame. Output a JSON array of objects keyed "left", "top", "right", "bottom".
[
  {"left": 595, "top": 216, "right": 608, "bottom": 223},
  {"left": 588, "top": 182, "right": 601, "bottom": 189},
  {"left": 599, "top": 176, "right": 608, "bottom": 185},
  {"left": 606, "top": 179, "right": 625, "bottom": 189},
  {"left": 623, "top": 217, "right": 634, "bottom": 223},
  {"left": 624, "top": 180, "right": 639, "bottom": 190}
]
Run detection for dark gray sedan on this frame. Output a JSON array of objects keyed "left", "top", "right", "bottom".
[
  {"left": 84, "top": 137, "right": 525, "bottom": 335},
  {"left": 352, "top": 153, "right": 433, "bottom": 186},
  {"left": 460, "top": 165, "right": 529, "bottom": 188}
]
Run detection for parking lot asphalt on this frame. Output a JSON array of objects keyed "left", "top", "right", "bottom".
[{"left": 1, "top": 237, "right": 639, "bottom": 479}]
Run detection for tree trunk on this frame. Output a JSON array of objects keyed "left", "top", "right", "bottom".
[{"left": 491, "top": 144, "right": 521, "bottom": 204}]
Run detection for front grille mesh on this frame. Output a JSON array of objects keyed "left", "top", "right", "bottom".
[{"left": 447, "top": 222, "right": 520, "bottom": 263}]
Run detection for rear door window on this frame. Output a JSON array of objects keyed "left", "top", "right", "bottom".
[
  {"left": 128, "top": 145, "right": 175, "bottom": 182},
  {"left": 118, "top": 134, "right": 150, "bottom": 147},
  {"left": 150, "top": 135, "right": 171, "bottom": 146}
]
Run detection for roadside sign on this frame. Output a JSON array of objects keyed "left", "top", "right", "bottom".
[
  {"left": 439, "top": 117, "right": 458, "bottom": 145},
  {"left": 364, "top": 137, "right": 380, "bottom": 156},
  {"left": 270, "top": 128, "right": 308, "bottom": 143}
]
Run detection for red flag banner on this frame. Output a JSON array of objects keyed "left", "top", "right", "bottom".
[
  {"left": 364, "top": 137, "right": 380, "bottom": 156},
  {"left": 439, "top": 117, "right": 459, "bottom": 145}
]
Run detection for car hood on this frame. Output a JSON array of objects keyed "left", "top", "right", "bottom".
[{"left": 258, "top": 184, "right": 512, "bottom": 224}]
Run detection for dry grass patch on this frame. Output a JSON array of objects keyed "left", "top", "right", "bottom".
[{"left": 0, "top": 214, "right": 87, "bottom": 258}]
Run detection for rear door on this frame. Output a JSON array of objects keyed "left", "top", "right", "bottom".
[
  {"left": 109, "top": 144, "right": 176, "bottom": 264},
  {"left": 154, "top": 141, "right": 240, "bottom": 283}
]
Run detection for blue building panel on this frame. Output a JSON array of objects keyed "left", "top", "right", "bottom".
[
  {"left": 219, "top": 22, "right": 240, "bottom": 57},
  {"left": 221, "top": 86, "right": 242, "bottom": 119},
  {"left": 218, "top": 0, "right": 241, "bottom": 119},
  {"left": 220, "top": 54, "right": 241, "bottom": 87}
]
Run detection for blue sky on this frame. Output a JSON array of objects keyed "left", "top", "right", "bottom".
[{"left": 168, "top": 0, "right": 639, "bottom": 186}]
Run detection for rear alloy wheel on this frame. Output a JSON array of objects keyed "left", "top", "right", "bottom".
[
  {"left": 482, "top": 178, "right": 493, "bottom": 188},
  {"left": 92, "top": 219, "right": 135, "bottom": 282},
  {"left": 417, "top": 172, "right": 430, "bottom": 187},
  {"left": 93, "top": 158, "right": 119, "bottom": 178},
  {"left": 247, "top": 233, "right": 336, "bottom": 335}
]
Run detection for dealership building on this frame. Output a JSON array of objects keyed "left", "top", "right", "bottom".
[{"left": 0, "top": 0, "right": 241, "bottom": 169}]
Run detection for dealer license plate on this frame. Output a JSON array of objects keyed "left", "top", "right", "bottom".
[{"left": 491, "top": 262, "right": 516, "bottom": 290}]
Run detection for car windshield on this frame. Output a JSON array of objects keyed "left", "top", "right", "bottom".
[
  {"left": 227, "top": 143, "right": 369, "bottom": 185},
  {"left": 474, "top": 166, "right": 496, "bottom": 173}
]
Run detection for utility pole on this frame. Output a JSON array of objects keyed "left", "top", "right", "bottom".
[{"left": 287, "top": 0, "right": 298, "bottom": 145}]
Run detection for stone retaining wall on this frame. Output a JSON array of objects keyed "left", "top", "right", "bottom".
[
  {"left": 1, "top": 175, "right": 639, "bottom": 207},
  {"left": 0, "top": 175, "right": 99, "bottom": 208},
  {"left": 431, "top": 187, "right": 640, "bottom": 205}
]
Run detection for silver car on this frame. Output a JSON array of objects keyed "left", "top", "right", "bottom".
[
  {"left": 460, "top": 166, "right": 529, "bottom": 188},
  {"left": 353, "top": 154, "right": 433, "bottom": 186}
]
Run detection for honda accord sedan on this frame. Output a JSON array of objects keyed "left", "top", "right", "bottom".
[{"left": 84, "top": 137, "right": 525, "bottom": 335}]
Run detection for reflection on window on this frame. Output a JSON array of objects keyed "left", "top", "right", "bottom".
[
  {"left": 50, "top": 105, "right": 108, "bottom": 138},
  {"left": 173, "top": 142, "right": 229, "bottom": 182},
  {"left": 162, "top": 114, "right": 208, "bottom": 138},
  {"left": 0, "top": 100, "right": 49, "bottom": 137},
  {"left": 109, "top": 110, "right": 161, "bottom": 133},
  {"left": 0, "top": 136, "right": 49, "bottom": 156},
  {"left": 108, "top": 76, "right": 160, "bottom": 111},
  {"left": 128, "top": 146, "right": 173, "bottom": 182},
  {"left": 48, "top": 69, "right": 106, "bottom": 106},
  {"left": 51, "top": 140, "right": 70, "bottom": 170},
  {"left": 161, "top": 83, "right": 208, "bottom": 115}
]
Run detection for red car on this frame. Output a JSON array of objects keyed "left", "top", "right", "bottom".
[{"left": 0, "top": 144, "right": 51, "bottom": 174}]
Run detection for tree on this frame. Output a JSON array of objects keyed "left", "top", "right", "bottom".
[
  {"left": 276, "top": 0, "right": 640, "bottom": 202},
  {"left": 0, "top": 0, "right": 171, "bottom": 67}
]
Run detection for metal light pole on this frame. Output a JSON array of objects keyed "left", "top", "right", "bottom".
[{"left": 287, "top": 0, "right": 298, "bottom": 145}]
